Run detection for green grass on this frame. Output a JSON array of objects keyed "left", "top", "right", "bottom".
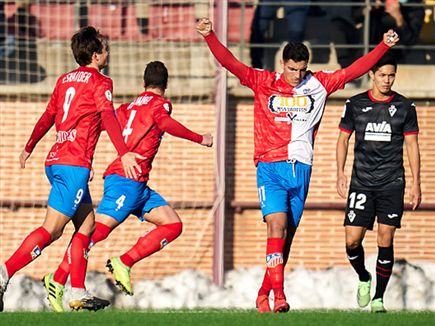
[{"left": 1, "top": 309, "right": 434, "bottom": 326}]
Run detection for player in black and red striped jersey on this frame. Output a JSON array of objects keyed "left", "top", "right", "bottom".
[
  {"left": 0, "top": 26, "right": 143, "bottom": 312},
  {"left": 336, "top": 55, "right": 421, "bottom": 313},
  {"left": 41, "top": 61, "right": 212, "bottom": 311}
]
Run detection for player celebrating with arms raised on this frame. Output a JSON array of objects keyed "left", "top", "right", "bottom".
[
  {"left": 41, "top": 61, "right": 213, "bottom": 312},
  {"left": 336, "top": 55, "right": 421, "bottom": 313},
  {"left": 0, "top": 26, "right": 142, "bottom": 312},
  {"left": 196, "top": 18, "right": 399, "bottom": 313}
]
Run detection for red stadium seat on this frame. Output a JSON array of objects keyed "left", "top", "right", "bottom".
[
  {"left": 30, "top": 4, "right": 76, "bottom": 40},
  {"left": 228, "top": 2, "right": 255, "bottom": 43},
  {"left": 88, "top": 4, "right": 124, "bottom": 41}
]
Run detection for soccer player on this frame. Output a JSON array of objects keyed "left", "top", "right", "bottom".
[
  {"left": 196, "top": 18, "right": 399, "bottom": 313},
  {"left": 336, "top": 55, "right": 421, "bottom": 313},
  {"left": 41, "top": 61, "right": 213, "bottom": 312},
  {"left": 0, "top": 26, "right": 143, "bottom": 312}
]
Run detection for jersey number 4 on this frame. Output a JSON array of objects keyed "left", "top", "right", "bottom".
[{"left": 122, "top": 110, "right": 137, "bottom": 142}]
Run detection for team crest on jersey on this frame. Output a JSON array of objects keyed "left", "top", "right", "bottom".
[
  {"left": 388, "top": 105, "right": 397, "bottom": 117},
  {"left": 105, "top": 90, "right": 112, "bottom": 102},
  {"left": 364, "top": 121, "right": 392, "bottom": 142},
  {"left": 347, "top": 210, "right": 356, "bottom": 223},
  {"left": 31, "top": 246, "right": 42, "bottom": 259}
]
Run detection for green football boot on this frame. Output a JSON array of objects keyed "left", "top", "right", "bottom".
[
  {"left": 371, "top": 298, "right": 387, "bottom": 313},
  {"left": 357, "top": 273, "right": 371, "bottom": 308},
  {"left": 106, "top": 257, "right": 133, "bottom": 295},
  {"left": 42, "top": 273, "right": 65, "bottom": 312}
]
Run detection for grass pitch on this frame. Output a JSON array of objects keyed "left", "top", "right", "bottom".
[{"left": 1, "top": 309, "right": 434, "bottom": 326}]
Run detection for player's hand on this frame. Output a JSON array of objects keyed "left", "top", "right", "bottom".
[
  {"left": 409, "top": 181, "right": 422, "bottom": 210},
  {"left": 201, "top": 133, "right": 213, "bottom": 147},
  {"left": 196, "top": 18, "right": 212, "bottom": 37},
  {"left": 336, "top": 174, "right": 348, "bottom": 199},
  {"left": 19, "top": 150, "right": 31, "bottom": 169},
  {"left": 383, "top": 29, "right": 399, "bottom": 47},
  {"left": 121, "top": 152, "right": 146, "bottom": 180}
]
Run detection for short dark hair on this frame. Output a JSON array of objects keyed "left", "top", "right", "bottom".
[
  {"left": 71, "top": 26, "right": 108, "bottom": 66},
  {"left": 282, "top": 42, "right": 309, "bottom": 63},
  {"left": 143, "top": 61, "right": 168, "bottom": 90},
  {"left": 371, "top": 55, "right": 397, "bottom": 73}
]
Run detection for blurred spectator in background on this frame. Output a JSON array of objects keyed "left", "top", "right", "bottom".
[
  {"left": 250, "top": 0, "right": 310, "bottom": 70},
  {"left": 0, "top": 1, "right": 46, "bottom": 84},
  {"left": 355, "top": 0, "right": 425, "bottom": 63}
]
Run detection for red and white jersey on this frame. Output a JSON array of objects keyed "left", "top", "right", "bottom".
[
  {"left": 45, "top": 66, "right": 114, "bottom": 168},
  {"left": 241, "top": 68, "right": 346, "bottom": 165},
  {"left": 104, "top": 91, "right": 173, "bottom": 182}
]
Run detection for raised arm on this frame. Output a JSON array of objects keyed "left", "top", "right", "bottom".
[
  {"left": 196, "top": 18, "right": 249, "bottom": 81},
  {"left": 343, "top": 29, "right": 400, "bottom": 83},
  {"left": 156, "top": 115, "right": 213, "bottom": 147}
]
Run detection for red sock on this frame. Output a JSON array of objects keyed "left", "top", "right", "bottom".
[
  {"left": 120, "top": 222, "right": 182, "bottom": 268},
  {"left": 5, "top": 226, "right": 51, "bottom": 278},
  {"left": 54, "top": 222, "right": 112, "bottom": 285},
  {"left": 258, "top": 269, "right": 272, "bottom": 296},
  {"left": 69, "top": 232, "right": 90, "bottom": 289},
  {"left": 265, "top": 238, "right": 285, "bottom": 298}
]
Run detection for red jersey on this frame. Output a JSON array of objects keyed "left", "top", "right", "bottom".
[
  {"left": 43, "top": 66, "right": 115, "bottom": 168},
  {"left": 104, "top": 91, "right": 202, "bottom": 182},
  {"left": 204, "top": 31, "right": 390, "bottom": 165}
]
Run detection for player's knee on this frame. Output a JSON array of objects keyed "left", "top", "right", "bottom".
[
  {"left": 377, "top": 235, "right": 394, "bottom": 247},
  {"left": 346, "top": 239, "right": 362, "bottom": 250},
  {"left": 49, "top": 229, "right": 64, "bottom": 241}
]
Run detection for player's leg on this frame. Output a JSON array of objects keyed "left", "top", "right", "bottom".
[
  {"left": 343, "top": 187, "right": 375, "bottom": 308},
  {"left": 68, "top": 204, "right": 112, "bottom": 311},
  {"left": 255, "top": 162, "right": 291, "bottom": 313},
  {"left": 108, "top": 189, "right": 181, "bottom": 295},
  {"left": 1, "top": 165, "right": 76, "bottom": 311},
  {"left": 371, "top": 185, "right": 403, "bottom": 313}
]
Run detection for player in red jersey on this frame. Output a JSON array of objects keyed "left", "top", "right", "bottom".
[
  {"left": 196, "top": 18, "right": 399, "bottom": 313},
  {"left": 40, "top": 61, "right": 213, "bottom": 311},
  {"left": 0, "top": 26, "right": 143, "bottom": 312}
]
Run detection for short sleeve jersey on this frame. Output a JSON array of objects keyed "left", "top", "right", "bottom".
[
  {"left": 104, "top": 91, "right": 172, "bottom": 182},
  {"left": 239, "top": 67, "right": 347, "bottom": 165},
  {"left": 45, "top": 66, "right": 114, "bottom": 168},
  {"left": 339, "top": 90, "right": 419, "bottom": 189}
]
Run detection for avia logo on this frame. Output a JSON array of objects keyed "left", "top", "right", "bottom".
[
  {"left": 388, "top": 105, "right": 397, "bottom": 117},
  {"left": 362, "top": 107, "right": 373, "bottom": 112},
  {"left": 378, "top": 260, "right": 391, "bottom": 264},
  {"left": 388, "top": 214, "right": 398, "bottom": 219},
  {"left": 365, "top": 121, "right": 392, "bottom": 133},
  {"left": 348, "top": 210, "right": 356, "bottom": 223}
]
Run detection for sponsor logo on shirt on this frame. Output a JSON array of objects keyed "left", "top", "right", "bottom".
[
  {"left": 364, "top": 121, "right": 392, "bottom": 142},
  {"left": 56, "top": 129, "right": 77, "bottom": 144},
  {"left": 362, "top": 107, "right": 373, "bottom": 112},
  {"left": 268, "top": 95, "right": 314, "bottom": 123}
]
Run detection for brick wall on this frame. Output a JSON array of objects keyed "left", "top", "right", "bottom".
[{"left": 0, "top": 100, "right": 434, "bottom": 281}]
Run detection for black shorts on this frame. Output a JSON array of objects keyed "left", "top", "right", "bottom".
[{"left": 343, "top": 184, "right": 405, "bottom": 230}]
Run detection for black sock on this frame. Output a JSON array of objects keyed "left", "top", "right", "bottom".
[
  {"left": 346, "top": 245, "right": 370, "bottom": 282},
  {"left": 373, "top": 245, "right": 394, "bottom": 300}
]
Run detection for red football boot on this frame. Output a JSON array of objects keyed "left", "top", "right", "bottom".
[{"left": 273, "top": 294, "right": 290, "bottom": 313}]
